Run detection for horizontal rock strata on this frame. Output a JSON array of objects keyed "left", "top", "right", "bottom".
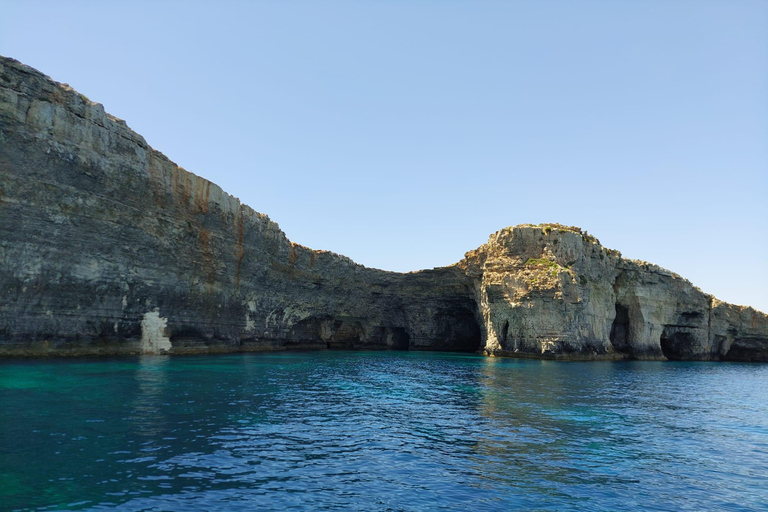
[{"left": 1, "top": 55, "right": 766, "bottom": 360}]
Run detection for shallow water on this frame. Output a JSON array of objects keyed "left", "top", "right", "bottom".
[{"left": 1, "top": 351, "right": 767, "bottom": 511}]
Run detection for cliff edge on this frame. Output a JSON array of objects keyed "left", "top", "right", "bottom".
[{"left": 1, "top": 56, "right": 766, "bottom": 360}]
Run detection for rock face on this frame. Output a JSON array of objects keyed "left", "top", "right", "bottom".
[
  {"left": 1, "top": 56, "right": 766, "bottom": 360},
  {"left": 460, "top": 225, "right": 768, "bottom": 361}
]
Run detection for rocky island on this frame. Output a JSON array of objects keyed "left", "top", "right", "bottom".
[{"left": 1, "top": 55, "right": 766, "bottom": 361}]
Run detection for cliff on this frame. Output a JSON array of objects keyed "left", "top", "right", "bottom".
[
  {"left": 461, "top": 225, "right": 768, "bottom": 361},
  {"left": 1, "top": 56, "right": 766, "bottom": 360}
]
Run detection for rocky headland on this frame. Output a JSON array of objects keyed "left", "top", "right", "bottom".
[{"left": 1, "top": 56, "right": 766, "bottom": 360}]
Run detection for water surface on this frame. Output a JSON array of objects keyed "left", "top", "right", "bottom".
[{"left": 1, "top": 351, "right": 767, "bottom": 511}]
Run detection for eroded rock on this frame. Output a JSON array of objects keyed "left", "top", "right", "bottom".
[
  {"left": 1, "top": 56, "right": 766, "bottom": 360},
  {"left": 460, "top": 224, "right": 768, "bottom": 360}
]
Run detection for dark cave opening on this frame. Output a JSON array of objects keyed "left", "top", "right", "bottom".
[
  {"left": 291, "top": 316, "right": 411, "bottom": 350},
  {"left": 288, "top": 316, "right": 332, "bottom": 348},
  {"left": 660, "top": 328, "right": 695, "bottom": 360},
  {"left": 385, "top": 327, "right": 411, "bottom": 350},
  {"left": 501, "top": 320, "right": 509, "bottom": 345},
  {"left": 609, "top": 304, "right": 630, "bottom": 353},
  {"left": 288, "top": 304, "right": 483, "bottom": 353},
  {"left": 327, "top": 320, "right": 363, "bottom": 349},
  {"left": 435, "top": 307, "right": 482, "bottom": 352}
]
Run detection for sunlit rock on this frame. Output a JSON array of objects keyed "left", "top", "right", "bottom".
[{"left": 0, "top": 56, "right": 765, "bottom": 360}]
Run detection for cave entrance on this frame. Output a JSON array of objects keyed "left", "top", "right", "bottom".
[
  {"left": 660, "top": 328, "right": 694, "bottom": 360},
  {"left": 436, "top": 307, "right": 482, "bottom": 352},
  {"left": 327, "top": 321, "right": 363, "bottom": 349},
  {"left": 609, "top": 304, "right": 630, "bottom": 354},
  {"left": 385, "top": 327, "right": 410, "bottom": 350}
]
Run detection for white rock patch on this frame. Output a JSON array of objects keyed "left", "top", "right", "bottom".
[
  {"left": 245, "top": 300, "right": 256, "bottom": 332},
  {"left": 140, "top": 310, "right": 172, "bottom": 354}
]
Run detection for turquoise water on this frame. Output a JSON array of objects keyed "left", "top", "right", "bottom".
[{"left": 1, "top": 351, "right": 767, "bottom": 511}]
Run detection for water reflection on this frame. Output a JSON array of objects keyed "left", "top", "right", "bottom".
[
  {"left": 131, "top": 355, "right": 170, "bottom": 438},
  {"left": 2, "top": 353, "right": 767, "bottom": 511},
  {"left": 473, "top": 359, "right": 655, "bottom": 505}
]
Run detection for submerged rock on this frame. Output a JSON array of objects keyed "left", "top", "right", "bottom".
[{"left": 1, "top": 56, "right": 766, "bottom": 360}]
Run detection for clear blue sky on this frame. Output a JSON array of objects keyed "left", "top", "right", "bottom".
[{"left": 1, "top": 1, "right": 766, "bottom": 312}]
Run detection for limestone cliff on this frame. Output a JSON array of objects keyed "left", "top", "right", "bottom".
[
  {"left": 0, "top": 56, "right": 479, "bottom": 357},
  {"left": 1, "top": 56, "right": 766, "bottom": 360},
  {"left": 461, "top": 225, "right": 768, "bottom": 361}
]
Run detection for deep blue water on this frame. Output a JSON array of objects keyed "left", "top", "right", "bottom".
[{"left": 1, "top": 351, "right": 767, "bottom": 511}]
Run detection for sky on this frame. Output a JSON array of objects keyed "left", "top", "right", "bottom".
[{"left": 1, "top": 1, "right": 766, "bottom": 312}]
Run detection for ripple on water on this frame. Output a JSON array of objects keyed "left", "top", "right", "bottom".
[{"left": 1, "top": 352, "right": 767, "bottom": 511}]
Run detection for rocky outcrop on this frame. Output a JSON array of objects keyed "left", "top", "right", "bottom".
[
  {"left": 1, "top": 56, "right": 766, "bottom": 360},
  {"left": 461, "top": 225, "right": 768, "bottom": 361}
]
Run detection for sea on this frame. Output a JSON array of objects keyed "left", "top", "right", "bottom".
[{"left": 1, "top": 351, "right": 767, "bottom": 511}]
